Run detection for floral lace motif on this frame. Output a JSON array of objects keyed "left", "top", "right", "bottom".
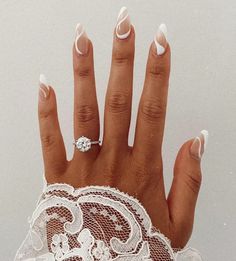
[
  {"left": 14, "top": 183, "right": 203, "bottom": 261},
  {"left": 92, "top": 240, "right": 112, "bottom": 260},
  {"left": 51, "top": 233, "right": 70, "bottom": 259}
]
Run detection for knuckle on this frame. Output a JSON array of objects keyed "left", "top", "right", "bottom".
[
  {"left": 107, "top": 92, "right": 129, "bottom": 113},
  {"left": 75, "top": 104, "right": 97, "bottom": 123},
  {"left": 102, "top": 171, "right": 115, "bottom": 186},
  {"left": 101, "top": 162, "right": 117, "bottom": 186},
  {"left": 38, "top": 107, "right": 55, "bottom": 120},
  {"left": 148, "top": 59, "right": 168, "bottom": 79},
  {"left": 140, "top": 98, "right": 166, "bottom": 123},
  {"left": 76, "top": 67, "right": 92, "bottom": 78},
  {"left": 183, "top": 169, "right": 202, "bottom": 194},
  {"left": 41, "top": 134, "right": 57, "bottom": 152},
  {"left": 131, "top": 160, "right": 155, "bottom": 187},
  {"left": 113, "top": 49, "right": 133, "bottom": 66}
]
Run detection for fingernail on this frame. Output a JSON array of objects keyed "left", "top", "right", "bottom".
[
  {"left": 39, "top": 74, "right": 50, "bottom": 101},
  {"left": 116, "top": 6, "right": 131, "bottom": 39},
  {"left": 75, "top": 23, "right": 89, "bottom": 55},
  {"left": 154, "top": 23, "right": 168, "bottom": 55},
  {"left": 190, "top": 130, "right": 209, "bottom": 160}
]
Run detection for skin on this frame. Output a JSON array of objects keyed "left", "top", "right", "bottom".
[{"left": 38, "top": 25, "right": 203, "bottom": 248}]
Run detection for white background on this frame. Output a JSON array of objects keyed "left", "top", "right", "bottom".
[{"left": 0, "top": 0, "right": 235, "bottom": 260}]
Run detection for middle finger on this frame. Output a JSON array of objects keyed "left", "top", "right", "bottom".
[{"left": 103, "top": 7, "right": 135, "bottom": 150}]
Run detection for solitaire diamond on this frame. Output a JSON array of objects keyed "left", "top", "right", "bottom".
[{"left": 75, "top": 136, "right": 91, "bottom": 152}]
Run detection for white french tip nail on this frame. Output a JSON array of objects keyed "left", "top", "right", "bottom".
[
  {"left": 190, "top": 136, "right": 202, "bottom": 160},
  {"left": 74, "top": 23, "right": 88, "bottom": 55},
  {"left": 39, "top": 74, "right": 49, "bottom": 90},
  {"left": 116, "top": 6, "right": 131, "bottom": 39},
  {"left": 196, "top": 136, "right": 202, "bottom": 159},
  {"left": 117, "top": 6, "right": 127, "bottom": 19},
  {"left": 154, "top": 23, "right": 168, "bottom": 55},
  {"left": 75, "top": 23, "right": 81, "bottom": 33},
  {"left": 159, "top": 23, "right": 167, "bottom": 39},
  {"left": 75, "top": 23, "right": 84, "bottom": 55},
  {"left": 190, "top": 129, "right": 209, "bottom": 160},
  {"left": 200, "top": 129, "right": 209, "bottom": 151}
]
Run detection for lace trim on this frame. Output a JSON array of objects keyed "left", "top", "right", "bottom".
[{"left": 14, "top": 183, "right": 203, "bottom": 261}]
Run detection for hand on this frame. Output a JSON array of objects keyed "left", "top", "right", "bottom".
[{"left": 38, "top": 7, "right": 208, "bottom": 248}]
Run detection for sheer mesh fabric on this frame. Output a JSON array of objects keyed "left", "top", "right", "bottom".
[{"left": 15, "top": 183, "right": 203, "bottom": 260}]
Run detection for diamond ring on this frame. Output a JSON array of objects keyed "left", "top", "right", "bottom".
[{"left": 73, "top": 136, "right": 101, "bottom": 152}]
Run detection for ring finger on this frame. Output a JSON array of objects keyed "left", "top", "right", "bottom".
[{"left": 73, "top": 24, "right": 100, "bottom": 160}]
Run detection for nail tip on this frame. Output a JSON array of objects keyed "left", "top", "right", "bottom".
[
  {"left": 120, "top": 6, "right": 128, "bottom": 11},
  {"left": 201, "top": 129, "right": 209, "bottom": 141},
  {"left": 190, "top": 136, "right": 202, "bottom": 160},
  {"left": 39, "top": 74, "right": 48, "bottom": 86},
  {"left": 158, "top": 23, "right": 168, "bottom": 39},
  {"left": 75, "top": 23, "right": 85, "bottom": 35},
  {"left": 116, "top": 6, "right": 131, "bottom": 39},
  {"left": 158, "top": 23, "right": 167, "bottom": 41},
  {"left": 159, "top": 23, "right": 167, "bottom": 30},
  {"left": 117, "top": 6, "right": 128, "bottom": 19},
  {"left": 74, "top": 23, "right": 88, "bottom": 55},
  {"left": 200, "top": 129, "right": 209, "bottom": 151},
  {"left": 201, "top": 129, "right": 209, "bottom": 135},
  {"left": 39, "top": 73, "right": 44, "bottom": 80},
  {"left": 154, "top": 23, "right": 168, "bottom": 55},
  {"left": 75, "top": 23, "right": 81, "bottom": 33}
]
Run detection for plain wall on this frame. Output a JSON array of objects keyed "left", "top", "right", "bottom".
[{"left": 0, "top": 0, "right": 235, "bottom": 260}]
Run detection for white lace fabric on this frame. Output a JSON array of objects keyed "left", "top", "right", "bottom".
[{"left": 15, "top": 183, "right": 203, "bottom": 261}]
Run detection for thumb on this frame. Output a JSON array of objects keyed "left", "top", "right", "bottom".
[{"left": 167, "top": 130, "right": 209, "bottom": 247}]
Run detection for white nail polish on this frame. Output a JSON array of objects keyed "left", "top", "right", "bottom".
[
  {"left": 191, "top": 136, "right": 202, "bottom": 159},
  {"left": 116, "top": 6, "right": 131, "bottom": 39},
  {"left": 39, "top": 74, "right": 49, "bottom": 90},
  {"left": 200, "top": 129, "right": 209, "bottom": 151},
  {"left": 75, "top": 23, "right": 89, "bottom": 55},
  {"left": 154, "top": 23, "right": 168, "bottom": 55},
  {"left": 190, "top": 129, "right": 209, "bottom": 160},
  {"left": 39, "top": 74, "right": 50, "bottom": 100}
]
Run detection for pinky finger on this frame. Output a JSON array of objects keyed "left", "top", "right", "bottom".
[{"left": 38, "top": 74, "right": 68, "bottom": 180}]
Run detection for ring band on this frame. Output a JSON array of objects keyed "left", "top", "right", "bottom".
[{"left": 73, "top": 136, "right": 101, "bottom": 152}]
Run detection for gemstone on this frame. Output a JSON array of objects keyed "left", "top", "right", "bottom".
[{"left": 75, "top": 136, "right": 91, "bottom": 152}]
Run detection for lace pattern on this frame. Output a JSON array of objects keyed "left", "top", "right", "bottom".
[{"left": 14, "top": 183, "right": 203, "bottom": 261}]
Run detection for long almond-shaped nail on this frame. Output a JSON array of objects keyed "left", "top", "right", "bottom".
[
  {"left": 154, "top": 23, "right": 168, "bottom": 55},
  {"left": 39, "top": 74, "right": 50, "bottom": 101},
  {"left": 116, "top": 6, "right": 131, "bottom": 39},
  {"left": 75, "top": 23, "right": 89, "bottom": 55},
  {"left": 190, "top": 130, "right": 209, "bottom": 160}
]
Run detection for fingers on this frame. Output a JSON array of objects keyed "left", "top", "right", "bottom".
[
  {"left": 38, "top": 74, "right": 68, "bottom": 179},
  {"left": 167, "top": 130, "right": 209, "bottom": 247},
  {"left": 73, "top": 24, "right": 100, "bottom": 159},
  {"left": 133, "top": 24, "right": 170, "bottom": 163},
  {"left": 103, "top": 7, "right": 135, "bottom": 150}
]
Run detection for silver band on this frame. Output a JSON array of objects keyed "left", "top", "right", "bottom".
[
  {"left": 90, "top": 141, "right": 100, "bottom": 145},
  {"left": 73, "top": 136, "right": 101, "bottom": 152}
]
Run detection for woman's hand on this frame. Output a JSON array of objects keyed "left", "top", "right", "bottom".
[{"left": 38, "top": 7, "right": 208, "bottom": 248}]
